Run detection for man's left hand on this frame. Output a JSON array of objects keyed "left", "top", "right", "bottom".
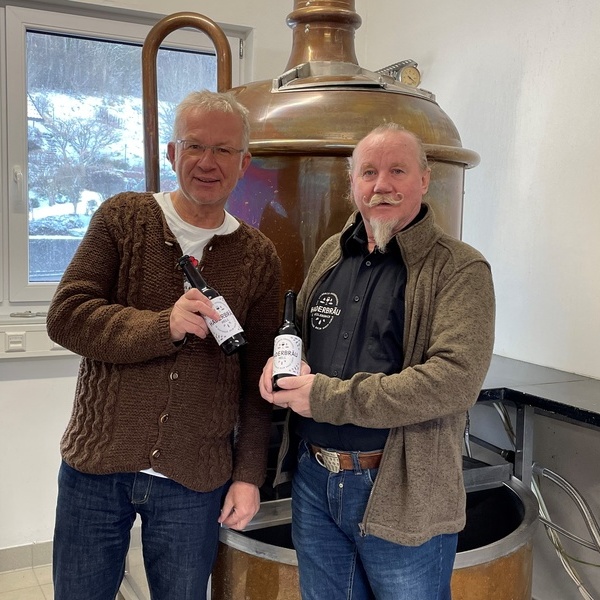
[
  {"left": 218, "top": 481, "right": 260, "bottom": 531},
  {"left": 265, "top": 372, "right": 315, "bottom": 418}
]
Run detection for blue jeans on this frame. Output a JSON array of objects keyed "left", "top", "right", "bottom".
[
  {"left": 52, "top": 461, "right": 227, "bottom": 600},
  {"left": 291, "top": 443, "right": 457, "bottom": 600}
]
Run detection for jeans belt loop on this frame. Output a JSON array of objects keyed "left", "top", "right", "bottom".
[{"left": 314, "top": 448, "right": 341, "bottom": 473}]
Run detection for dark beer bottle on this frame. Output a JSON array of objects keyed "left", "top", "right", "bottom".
[
  {"left": 272, "top": 290, "right": 302, "bottom": 391},
  {"left": 178, "top": 255, "right": 247, "bottom": 356}
]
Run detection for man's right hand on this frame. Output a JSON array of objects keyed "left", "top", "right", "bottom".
[{"left": 169, "top": 288, "right": 221, "bottom": 342}]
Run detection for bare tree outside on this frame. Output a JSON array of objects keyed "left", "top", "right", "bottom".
[{"left": 26, "top": 30, "right": 217, "bottom": 281}]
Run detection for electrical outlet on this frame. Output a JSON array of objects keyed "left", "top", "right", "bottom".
[{"left": 5, "top": 331, "right": 26, "bottom": 352}]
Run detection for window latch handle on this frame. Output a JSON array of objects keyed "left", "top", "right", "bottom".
[
  {"left": 11, "top": 165, "right": 26, "bottom": 213},
  {"left": 13, "top": 166, "right": 23, "bottom": 185}
]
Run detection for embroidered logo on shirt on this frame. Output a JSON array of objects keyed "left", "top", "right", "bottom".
[{"left": 310, "top": 292, "right": 341, "bottom": 330}]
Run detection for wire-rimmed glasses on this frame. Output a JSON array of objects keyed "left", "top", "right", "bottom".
[{"left": 175, "top": 139, "right": 244, "bottom": 162}]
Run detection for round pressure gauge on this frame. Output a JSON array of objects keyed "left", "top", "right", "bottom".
[{"left": 400, "top": 65, "right": 421, "bottom": 87}]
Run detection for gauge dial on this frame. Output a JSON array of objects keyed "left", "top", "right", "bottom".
[{"left": 400, "top": 65, "right": 421, "bottom": 87}]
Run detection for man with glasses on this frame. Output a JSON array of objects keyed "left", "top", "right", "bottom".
[{"left": 47, "top": 90, "right": 281, "bottom": 600}]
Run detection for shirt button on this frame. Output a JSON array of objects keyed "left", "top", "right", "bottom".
[
  {"left": 169, "top": 371, "right": 179, "bottom": 380},
  {"left": 365, "top": 261, "right": 371, "bottom": 267},
  {"left": 152, "top": 449, "right": 161, "bottom": 458},
  {"left": 160, "top": 413, "right": 170, "bottom": 423},
  {"left": 333, "top": 370, "right": 338, "bottom": 376},
  {"left": 353, "top": 295, "right": 360, "bottom": 302},
  {"left": 343, "top": 332, "right": 349, "bottom": 339}
]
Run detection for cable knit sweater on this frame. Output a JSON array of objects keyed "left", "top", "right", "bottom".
[{"left": 46, "top": 192, "right": 281, "bottom": 492}]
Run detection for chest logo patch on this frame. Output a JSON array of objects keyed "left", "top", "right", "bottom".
[{"left": 310, "top": 292, "right": 341, "bottom": 330}]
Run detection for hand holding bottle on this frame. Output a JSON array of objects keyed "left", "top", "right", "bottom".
[
  {"left": 259, "top": 355, "right": 313, "bottom": 417},
  {"left": 178, "top": 255, "right": 248, "bottom": 355},
  {"left": 170, "top": 287, "right": 222, "bottom": 343}
]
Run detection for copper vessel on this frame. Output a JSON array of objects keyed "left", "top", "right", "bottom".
[
  {"left": 227, "top": 0, "right": 479, "bottom": 291},
  {"left": 142, "top": 0, "right": 479, "bottom": 292},
  {"left": 211, "top": 478, "right": 537, "bottom": 600}
]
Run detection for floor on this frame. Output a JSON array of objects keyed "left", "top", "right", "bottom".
[
  {"left": 0, "top": 567, "right": 127, "bottom": 600},
  {"left": 0, "top": 566, "right": 52, "bottom": 600}
]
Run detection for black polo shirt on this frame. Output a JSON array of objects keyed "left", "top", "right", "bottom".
[{"left": 295, "top": 219, "right": 407, "bottom": 451}]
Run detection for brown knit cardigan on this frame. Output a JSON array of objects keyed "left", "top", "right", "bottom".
[{"left": 47, "top": 192, "right": 281, "bottom": 492}]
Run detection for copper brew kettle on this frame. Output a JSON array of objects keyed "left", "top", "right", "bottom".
[{"left": 142, "top": 0, "right": 479, "bottom": 292}]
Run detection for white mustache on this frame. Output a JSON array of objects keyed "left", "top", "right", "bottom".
[{"left": 364, "top": 193, "right": 404, "bottom": 207}]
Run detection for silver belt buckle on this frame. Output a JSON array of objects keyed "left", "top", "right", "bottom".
[{"left": 315, "top": 448, "right": 341, "bottom": 473}]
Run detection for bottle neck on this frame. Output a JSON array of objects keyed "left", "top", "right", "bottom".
[
  {"left": 179, "top": 256, "right": 209, "bottom": 291},
  {"left": 282, "top": 293, "right": 297, "bottom": 325}
]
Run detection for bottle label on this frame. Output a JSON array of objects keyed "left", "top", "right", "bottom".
[
  {"left": 273, "top": 334, "right": 302, "bottom": 376},
  {"left": 205, "top": 296, "right": 244, "bottom": 345}
]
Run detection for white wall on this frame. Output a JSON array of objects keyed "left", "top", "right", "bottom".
[
  {"left": 0, "top": 356, "right": 78, "bottom": 548},
  {"left": 358, "top": 0, "right": 600, "bottom": 380},
  {"left": 66, "top": 0, "right": 304, "bottom": 83},
  {"left": 2, "top": 1, "right": 600, "bottom": 598}
]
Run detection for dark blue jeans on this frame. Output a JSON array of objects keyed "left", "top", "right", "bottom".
[
  {"left": 292, "top": 443, "right": 457, "bottom": 600},
  {"left": 52, "top": 461, "right": 227, "bottom": 600}
]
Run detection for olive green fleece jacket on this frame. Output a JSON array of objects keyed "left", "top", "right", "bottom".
[
  {"left": 276, "top": 203, "right": 495, "bottom": 546},
  {"left": 47, "top": 192, "right": 281, "bottom": 492}
]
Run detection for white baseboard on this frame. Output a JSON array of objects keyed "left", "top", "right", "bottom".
[{"left": 0, "top": 541, "right": 52, "bottom": 572}]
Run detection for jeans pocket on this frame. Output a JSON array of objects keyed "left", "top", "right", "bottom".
[
  {"left": 297, "top": 440, "right": 311, "bottom": 465},
  {"left": 365, "top": 467, "right": 379, "bottom": 487}
]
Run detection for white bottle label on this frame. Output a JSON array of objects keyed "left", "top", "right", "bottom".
[
  {"left": 273, "top": 334, "right": 302, "bottom": 376},
  {"left": 204, "top": 296, "right": 244, "bottom": 345}
]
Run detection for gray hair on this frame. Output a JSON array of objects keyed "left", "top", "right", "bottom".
[
  {"left": 348, "top": 123, "right": 428, "bottom": 173},
  {"left": 172, "top": 90, "right": 251, "bottom": 150}
]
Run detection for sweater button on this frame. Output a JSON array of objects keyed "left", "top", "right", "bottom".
[
  {"left": 160, "top": 413, "right": 170, "bottom": 423},
  {"left": 152, "top": 449, "right": 161, "bottom": 458},
  {"left": 169, "top": 371, "right": 179, "bottom": 380}
]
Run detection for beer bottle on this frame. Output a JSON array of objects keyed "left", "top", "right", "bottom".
[
  {"left": 272, "top": 290, "right": 302, "bottom": 390},
  {"left": 178, "top": 255, "right": 247, "bottom": 355}
]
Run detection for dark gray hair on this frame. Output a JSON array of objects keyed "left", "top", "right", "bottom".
[
  {"left": 173, "top": 90, "right": 250, "bottom": 151},
  {"left": 348, "top": 123, "right": 428, "bottom": 173}
]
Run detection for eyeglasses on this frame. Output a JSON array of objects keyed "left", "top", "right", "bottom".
[{"left": 176, "top": 140, "right": 244, "bottom": 161}]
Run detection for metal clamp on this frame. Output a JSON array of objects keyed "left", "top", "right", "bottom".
[{"left": 314, "top": 448, "right": 341, "bottom": 473}]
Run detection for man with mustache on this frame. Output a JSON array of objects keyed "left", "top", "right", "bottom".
[{"left": 260, "top": 123, "right": 495, "bottom": 599}]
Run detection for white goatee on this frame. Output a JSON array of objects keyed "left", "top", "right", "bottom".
[{"left": 369, "top": 218, "right": 399, "bottom": 253}]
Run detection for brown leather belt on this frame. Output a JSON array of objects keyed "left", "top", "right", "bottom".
[{"left": 310, "top": 444, "right": 383, "bottom": 473}]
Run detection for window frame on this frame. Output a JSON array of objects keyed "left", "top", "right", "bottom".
[{"left": 2, "top": 3, "right": 246, "bottom": 308}]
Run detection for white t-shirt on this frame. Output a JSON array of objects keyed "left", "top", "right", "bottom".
[{"left": 141, "top": 192, "right": 240, "bottom": 478}]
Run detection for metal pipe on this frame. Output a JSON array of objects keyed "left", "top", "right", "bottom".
[
  {"left": 533, "top": 463, "right": 600, "bottom": 553},
  {"left": 141, "top": 12, "right": 232, "bottom": 191},
  {"left": 538, "top": 516, "right": 599, "bottom": 552}
]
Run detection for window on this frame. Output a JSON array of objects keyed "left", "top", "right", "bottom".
[{"left": 2, "top": 4, "right": 246, "bottom": 309}]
